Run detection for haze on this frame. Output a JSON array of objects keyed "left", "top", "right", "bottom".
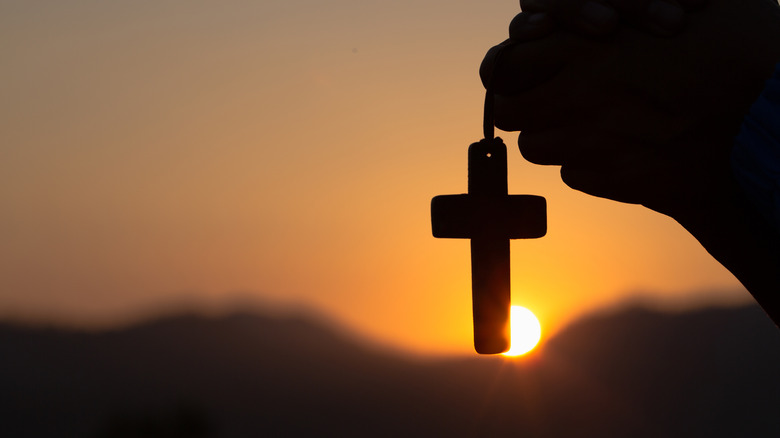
[{"left": 0, "top": 0, "right": 748, "bottom": 355}]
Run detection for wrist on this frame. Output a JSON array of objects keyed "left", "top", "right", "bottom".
[{"left": 671, "top": 174, "right": 780, "bottom": 323}]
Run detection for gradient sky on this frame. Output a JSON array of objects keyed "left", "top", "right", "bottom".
[{"left": 1, "top": 0, "right": 750, "bottom": 355}]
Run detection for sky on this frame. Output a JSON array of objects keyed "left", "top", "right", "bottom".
[{"left": 0, "top": 0, "right": 750, "bottom": 356}]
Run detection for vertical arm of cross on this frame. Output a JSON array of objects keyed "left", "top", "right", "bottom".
[{"left": 431, "top": 137, "right": 546, "bottom": 354}]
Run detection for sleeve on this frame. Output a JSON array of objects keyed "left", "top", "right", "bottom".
[{"left": 732, "top": 63, "right": 780, "bottom": 232}]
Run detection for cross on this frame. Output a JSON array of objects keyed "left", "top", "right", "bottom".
[{"left": 431, "top": 137, "right": 546, "bottom": 354}]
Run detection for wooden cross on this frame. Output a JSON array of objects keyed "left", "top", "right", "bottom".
[{"left": 431, "top": 137, "right": 546, "bottom": 354}]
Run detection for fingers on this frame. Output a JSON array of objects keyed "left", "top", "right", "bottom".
[
  {"left": 480, "top": 34, "right": 572, "bottom": 95},
  {"left": 520, "top": 0, "right": 698, "bottom": 37},
  {"left": 518, "top": 127, "right": 662, "bottom": 206},
  {"left": 519, "top": 0, "right": 546, "bottom": 11},
  {"left": 560, "top": 162, "right": 644, "bottom": 204},
  {"left": 676, "top": 0, "right": 707, "bottom": 9},
  {"left": 609, "top": 0, "right": 686, "bottom": 36},
  {"left": 521, "top": 0, "right": 620, "bottom": 36},
  {"left": 518, "top": 128, "right": 584, "bottom": 165},
  {"left": 493, "top": 85, "right": 588, "bottom": 133},
  {"left": 507, "top": 11, "right": 555, "bottom": 42},
  {"left": 559, "top": 144, "right": 690, "bottom": 211}
]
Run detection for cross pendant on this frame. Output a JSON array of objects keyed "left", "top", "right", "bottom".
[{"left": 431, "top": 137, "right": 546, "bottom": 354}]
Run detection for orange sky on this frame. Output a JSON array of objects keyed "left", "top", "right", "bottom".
[{"left": 0, "top": 1, "right": 750, "bottom": 355}]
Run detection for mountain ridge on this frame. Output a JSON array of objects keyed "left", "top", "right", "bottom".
[{"left": 2, "top": 304, "right": 779, "bottom": 437}]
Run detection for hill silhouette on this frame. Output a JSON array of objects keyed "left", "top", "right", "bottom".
[{"left": 1, "top": 304, "right": 779, "bottom": 437}]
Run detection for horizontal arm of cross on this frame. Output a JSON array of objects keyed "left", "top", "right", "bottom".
[{"left": 431, "top": 194, "right": 546, "bottom": 240}]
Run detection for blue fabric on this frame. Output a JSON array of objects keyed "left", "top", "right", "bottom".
[{"left": 732, "top": 64, "right": 780, "bottom": 231}]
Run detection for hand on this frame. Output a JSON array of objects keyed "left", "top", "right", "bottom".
[
  {"left": 516, "top": 0, "right": 708, "bottom": 38},
  {"left": 482, "top": 0, "right": 780, "bottom": 218},
  {"left": 481, "top": 0, "right": 780, "bottom": 322}
]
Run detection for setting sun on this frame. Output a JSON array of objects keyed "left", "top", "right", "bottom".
[{"left": 503, "top": 306, "right": 542, "bottom": 356}]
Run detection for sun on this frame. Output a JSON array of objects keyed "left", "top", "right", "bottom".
[{"left": 503, "top": 306, "right": 542, "bottom": 356}]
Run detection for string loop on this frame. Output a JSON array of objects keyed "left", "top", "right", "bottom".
[{"left": 483, "top": 43, "right": 510, "bottom": 140}]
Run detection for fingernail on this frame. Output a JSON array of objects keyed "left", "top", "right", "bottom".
[
  {"left": 647, "top": 0, "right": 684, "bottom": 30},
  {"left": 580, "top": 1, "right": 617, "bottom": 28}
]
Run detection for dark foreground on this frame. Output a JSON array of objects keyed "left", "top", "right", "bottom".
[{"left": 1, "top": 304, "right": 779, "bottom": 437}]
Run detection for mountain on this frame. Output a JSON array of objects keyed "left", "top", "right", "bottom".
[{"left": 1, "top": 305, "right": 779, "bottom": 437}]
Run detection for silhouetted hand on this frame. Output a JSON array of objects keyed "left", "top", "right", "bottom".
[
  {"left": 484, "top": 0, "right": 780, "bottom": 217},
  {"left": 481, "top": 0, "right": 780, "bottom": 321},
  {"left": 515, "top": 0, "right": 708, "bottom": 38}
]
